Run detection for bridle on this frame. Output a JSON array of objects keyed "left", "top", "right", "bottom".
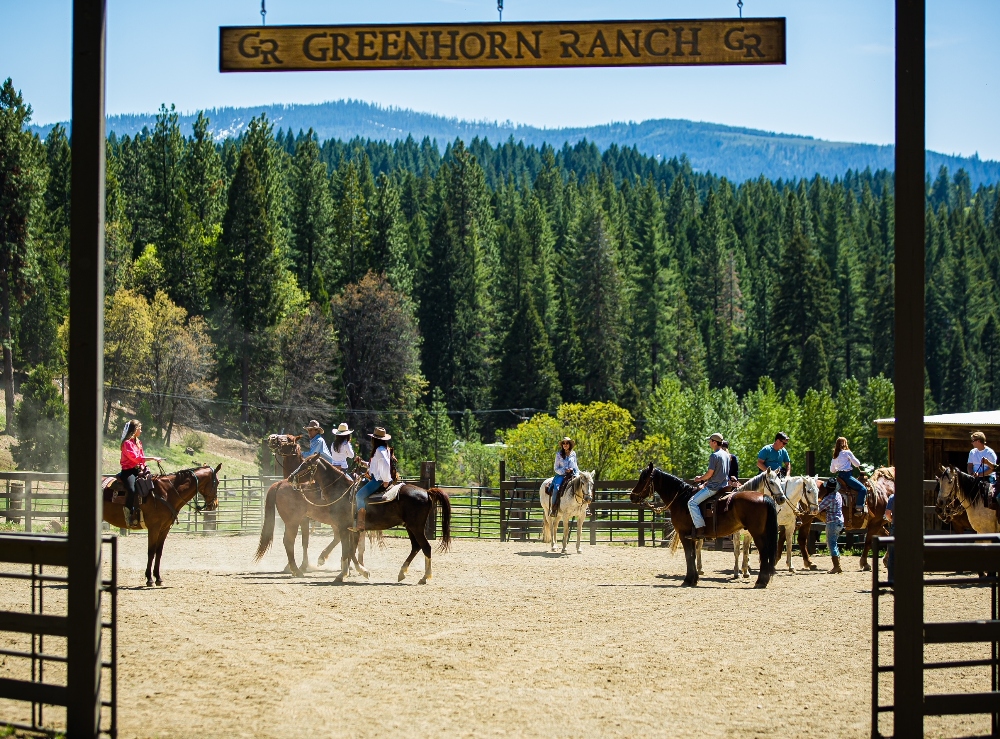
[
  {"left": 634, "top": 468, "right": 680, "bottom": 515},
  {"left": 937, "top": 469, "right": 977, "bottom": 520},
  {"left": 291, "top": 459, "right": 357, "bottom": 507}
]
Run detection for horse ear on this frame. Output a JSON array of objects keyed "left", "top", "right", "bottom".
[
  {"left": 646, "top": 462, "right": 654, "bottom": 472},
  {"left": 215, "top": 463, "right": 222, "bottom": 473}
]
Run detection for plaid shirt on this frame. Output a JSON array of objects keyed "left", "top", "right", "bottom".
[{"left": 819, "top": 491, "right": 844, "bottom": 524}]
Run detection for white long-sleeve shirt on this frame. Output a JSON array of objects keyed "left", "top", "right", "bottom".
[
  {"left": 830, "top": 449, "right": 862, "bottom": 473},
  {"left": 369, "top": 445, "right": 393, "bottom": 483},
  {"left": 330, "top": 440, "right": 355, "bottom": 469}
]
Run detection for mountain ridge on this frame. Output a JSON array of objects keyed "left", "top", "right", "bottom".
[{"left": 31, "top": 99, "right": 1000, "bottom": 186}]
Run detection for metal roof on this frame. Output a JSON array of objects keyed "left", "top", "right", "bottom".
[{"left": 875, "top": 410, "right": 1000, "bottom": 426}]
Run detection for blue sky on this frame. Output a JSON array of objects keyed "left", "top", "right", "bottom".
[{"left": 2, "top": 0, "right": 998, "bottom": 159}]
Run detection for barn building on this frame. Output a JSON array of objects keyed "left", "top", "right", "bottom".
[{"left": 875, "top": 410, "right": 1000, "bottom": 478}]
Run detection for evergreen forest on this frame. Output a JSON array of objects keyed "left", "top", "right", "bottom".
[{"left": 4, "top": 80, "right": 1000, "bottom": 477}]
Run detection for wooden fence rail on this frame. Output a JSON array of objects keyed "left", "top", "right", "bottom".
[{"left": 0, "top": 472, "right": 950, "bottom": 545}]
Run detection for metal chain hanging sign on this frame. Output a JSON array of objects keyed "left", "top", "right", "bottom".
[{"left": 220, "top": 18, "right": 785, "bottom": 72}]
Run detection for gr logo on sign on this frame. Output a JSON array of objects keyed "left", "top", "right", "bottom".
[{"left": 238, "top": 31, "right": 283, "bottom": 65}]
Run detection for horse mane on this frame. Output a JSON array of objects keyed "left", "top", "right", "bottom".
[
  {"left": 954, "top": 467, "right": 989, "bottom": 504},
  {"left": 652, "top": 468, "right": 698, "bottom": 502},
  {"left": 741, "top": 469, "right": 770, "bottom": 492}
]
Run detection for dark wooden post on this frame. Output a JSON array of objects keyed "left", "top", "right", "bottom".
[
  {"left": 499, "top": 460, "right": 506, "bottom": 542},
  {"left": 421, "top": 461, "right": 436, "bottom": 540},
  {"left": 67, "top": 0, "right": 107, "bottom": 735},
  {"left": 893, "top": 1, "right": 926, "bottom": 734},
  {"left": 638, "top": 505, "right": 644, "bottom": 547},
  {"left": 805, "top": 450, "right": 815, "bottom": 477}
]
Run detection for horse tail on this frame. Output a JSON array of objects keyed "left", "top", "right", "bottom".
[
  {"left": 759, "top": 495, "right": 779, "bottom": 576},
  {"left": 254, "top": 482, "right": 280, "bottom": 562},
  {"left": 428, "top": 488, "right": 452, "bottom": 553},
  {"left": 670, "top": 528, "right": 681, "bottom": 555}
]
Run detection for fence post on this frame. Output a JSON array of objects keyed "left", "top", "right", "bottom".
[
  {"left": 421, "top": 461, "right": 436, "bottom": 540},
  {"left": 24, "top": 477, "right": 32, "bottom": 533},
  {"left": 638, "top": 504, "right": 645, "bottom": 547},
  {"left": 499, "top": 461, "right": 507, "bottom": 542},
  {"left": 589, "top": 490, "right": 597, "bottom": 546},
  {"left": 805, "top": 450, "right": 816, "bottom": 477}
]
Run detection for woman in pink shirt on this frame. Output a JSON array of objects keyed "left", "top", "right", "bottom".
[{"left": 119, "top": 420, "right": 162, "bottom": 525}]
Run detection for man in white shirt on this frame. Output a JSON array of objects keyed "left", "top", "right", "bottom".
[{"left": 968, "top": 431, "right": 997, "bottom": 485}]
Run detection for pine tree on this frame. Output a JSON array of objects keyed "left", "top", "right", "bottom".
[
  {"left": 800, "top": 334, "right": 831, "bottom": 395},
  {"left": 369, "top": 173, "right": 415, "bottom": 297},
  {"left": 185, "top": 111, "right": 226, "bottom": 231},
  {"left": 494, "top": 293, "right": 561, "bottom": 413},
  {"left": 330, "top": 159, "right": 370, "bottom": 289},
  {"left": 0, "top": 78, "right": 44, "bottom": 431},
  {"left": 981, "top": 314, "right": 1000, "bottom": 410},
  {"left": 573, "top": 178, "right": 622, "bottom": 401},
  {"left": 941, "top": 326, "right": 970, "bottom": 413},
  {"left": 216, "top": 147, "right": 282, "bottom": 424},
  {"left": 289, "top": 131, "right": 334, "bottom": 303},
  {"left": 13, "top": 365, "right": 67, "bottom": 471}
]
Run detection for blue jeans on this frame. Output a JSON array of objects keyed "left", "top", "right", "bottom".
[
  {"left": 551, "top": 475, "right": 566, "bottom": 506},
  {"left": 840, "top": 471, "right": 867, "bottom": 506},
  {"left": 356, "top": 477, "right": 382, "bottom": 511},
  {"left": 826, "top": 521, "right": 844, "bottom": 557},
  {"left": 688, "top": 487, "right": 718, "bottom": 529}
]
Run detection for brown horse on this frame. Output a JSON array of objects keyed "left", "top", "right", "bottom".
[
  {"left": 271, "top": 455, "right": 453, "bottom": 583},
  {"left": 254, "top": 457, "right": 359, "bottom": 578},
  {"left": 103, "top": 465, "right": 221, "bottom": 586},
  {"left": 796, "top": 467, "right": 893, "bottom": 571},
  {"left": 630, "top": 463, "right": 779, "bottom": 588}
]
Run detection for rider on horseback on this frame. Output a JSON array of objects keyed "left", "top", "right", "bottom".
[
  {"left": 689, "top": 433, "right": 730, "bottom": 539},
  {"left": 551, "top": 437, "right": 579, "bottom": 516},
  {"left": 118, "top": 420, "right": 163, "bottom": 527},
  {"left": 831, "top": 436, "right": 868, "bottom": 514},
  {"left": 757, "top": 432, "right": 791, "bottom": 478},
  {"left": 303, "top": 420, "right": 335, "bottom": 465},
  {"left": 330, "top": 422, "right": 355, "bottom": 478},
  {"left": 350, "top": 427, "right": 394, "bottom": 533},
  {"left": 969, "top": 431, "right": 997, "bottom": 510}
]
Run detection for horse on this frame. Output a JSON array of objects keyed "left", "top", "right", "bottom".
[
  {"left": 293, "top": 454, "right": 451, "bottom": 585},
  {"left": 254, "top": 457, "right": 363, "bottom": 578},
  {"left": 936, "top": 466, "right": 1000, "bottom": 533},
  {"left": 267, "top": 434, "right": 362, "bottom": 572},
  {"left": 102, "top": 465, "right": 221, "bottom": 586},
  {"left": 630, "top": 463, "right": 779, "bottom": 588},
  {"left": 798, "top": 467, "right": 894, "bottom": 571},
  {"left": 735, "top": 472, "right": 820, "bottom": 575},
  {"left": 538, "top": 471, "right": 595, "bottom": 554}
]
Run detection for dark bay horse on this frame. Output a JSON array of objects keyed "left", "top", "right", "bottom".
[
  {"left": 103, "top": 465, "right": 221, "bottom": 586},
  {"left": 277, "top": 455, "right": 453, "bottom": 583},
  {"left": 630, "top": 463, "right": 778, "bottom": 588}
]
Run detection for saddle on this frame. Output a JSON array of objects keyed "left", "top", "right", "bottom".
[
  {"left": 367, "top": 482, "right": 405, "bottom": 505},
  {"left": 101, "top": 475, "right": 156, "bottom": 506},
  {"left": 698, "top": 485, "right": 737, "bottom": 539}
]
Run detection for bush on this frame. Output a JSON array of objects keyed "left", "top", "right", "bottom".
[
  {"left": 13, "top": 365, "right": 67, "bottom": 472},
  {"left": 182, "top": 432, "right": 206, "bottom": 454}
]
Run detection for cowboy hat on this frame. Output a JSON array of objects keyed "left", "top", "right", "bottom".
[
  {"left": 335, "top": 422, "right": 353, "bottom": 436},
  {"left": 303, "top": 420, "right": 325, "bottom": 434},
  {"left": 707, "top": 432, "right": 724, "bottom": 443},
  {"left": 368, "top": 426, "right": 392, "bottom": 441}
]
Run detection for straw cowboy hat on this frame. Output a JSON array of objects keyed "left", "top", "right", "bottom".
[
  {"left": 560, "top": 436, "right": 574, "bottom": 448},
  {"left": 368, "top": 426, "right": 392, "bottom": 441},
  {"left": 303, "top": 420, "right": 325, "bottom": 434},
  {"left": 335, "top": 422, "right": 353, "bottom": 436}
]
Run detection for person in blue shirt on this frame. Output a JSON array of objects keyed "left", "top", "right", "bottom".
[
  {"left": 551, "top": 437, "right": 580, "bottom": 516},
  {"left": 757, "top": 432, "right": 791, "bottom": 478},
  {"left": 303, "top": 420, "right": 334, "bottom": 465}
]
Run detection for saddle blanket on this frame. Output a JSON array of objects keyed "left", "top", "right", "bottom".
[
  {"left": 102, "top": 476, "right": 155, "bottom": 505},
  {"left": 379, "top": 482, "right": 406, "bottom": 503}
]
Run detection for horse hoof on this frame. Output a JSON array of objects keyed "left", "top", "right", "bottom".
[
  {"left": 808, "top": 565, "right": 818, "bottom": 571},
  {"left": 418, "top": 577, "right": 429, "bottom": 585},
  {"left": 697, "top": 569, "right": 704, "bottom": 575},
  {"left": 145, "top": 580, "right": 153, "bottom": 587},
  {"left": 333, "top": 575, "right": 345, "bottom": 584},
  {"left": 398, "top": 572, "right": 407, "bottom": 582},
  {"left": 359, "top": 568, "right": 370, "bottom": 580},
  {"left": 317, "top": 557, "right": 327, "bottom": 566},
  {"left": 861, "top": 564, "right": 872, "bottom": 572},
  {"left": 300, "top": 565, "right": 311, "bottom": 573},
  {"left": 155, "top": 579, "right": 163, "bottom": 586}
]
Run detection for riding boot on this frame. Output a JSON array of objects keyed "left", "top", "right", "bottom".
[
  {"left": 830, "top": 556, "right": 843, "bottom": 574},
  {"left": 689, "top": 527, "right": 707, "bottom": 540},
  {"left": 349, "top": 508, "right": 366, "bottom": 533}
]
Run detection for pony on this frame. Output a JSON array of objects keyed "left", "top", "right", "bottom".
[
  {"left": 798, "top": 467, "right": 894, "bottom": 571},
  {"left": 267, "top": 455, "right": 452, "bottom": 584},
  {"left": 734, "top": 472, "right": 820, "bottom": 575},
  {"left": 538, "top": 471, "right": 595, "bottom": 554},
  {"left": 936, "top": 466, "right": 1000, "bottom": 533},
  {"left": 102, "top": 465, "right": 221, "bottom": 586},
  {"left": 630, "top": 463, "right": 779, "bottom": 588}
]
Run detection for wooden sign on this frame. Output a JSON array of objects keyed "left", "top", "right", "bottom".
[{"left": 220, "top": 18, "right": 785, "bottom": 72}]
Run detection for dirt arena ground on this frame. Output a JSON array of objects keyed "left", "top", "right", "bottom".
[{"left": 1, "top": 531, "right": 996, "bottom": 738}]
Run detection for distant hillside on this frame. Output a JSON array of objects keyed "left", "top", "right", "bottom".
[{"left": 32, "top": 99, "right": 1000, "bottom": 186}]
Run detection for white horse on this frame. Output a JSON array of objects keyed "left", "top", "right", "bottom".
[
  {"left": 539, "top": 471, "right": 595, "bottom": 553},
  {"left": 937, "top": 466, "right": 1000, "bottom": 533},
  {"left": 730, "top": 470, "right": 819, "bottom": 576}
]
